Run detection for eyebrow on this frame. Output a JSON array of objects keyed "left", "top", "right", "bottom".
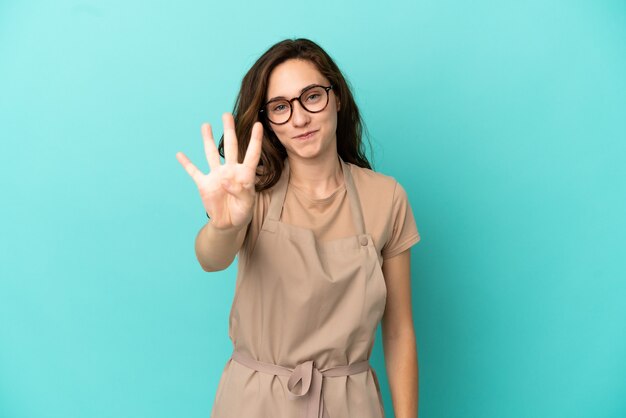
[{"left": 266, "top": 83, "right": 319, "bottom": 102}]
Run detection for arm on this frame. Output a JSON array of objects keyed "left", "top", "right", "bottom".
[
  {"left": 194, "top": 220, "right": 248, "bottom": 272},
  {"left": 381, "top": 248, "right": 419, "bottom": 418},
  {"left": 176, "top": 113, "right": 263, "bottom": 273}
]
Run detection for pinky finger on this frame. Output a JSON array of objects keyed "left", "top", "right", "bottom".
[{"left": 176, "top": 151, "right": 203, "bottom": 183}]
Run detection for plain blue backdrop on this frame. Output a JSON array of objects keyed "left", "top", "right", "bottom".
[{"left": 1, "top": 1, "right": 625, "bottom": 417}]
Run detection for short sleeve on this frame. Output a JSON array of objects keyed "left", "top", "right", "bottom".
[{"left": 381, "top": 181, "right": 421, "bottom": 259}]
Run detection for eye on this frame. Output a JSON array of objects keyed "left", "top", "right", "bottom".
[
  {"left": 305, "top": 93, "right": 321, "bottom": 102},
  {"left": 270, "top": 102, "right": 289, "bottom": 113}
]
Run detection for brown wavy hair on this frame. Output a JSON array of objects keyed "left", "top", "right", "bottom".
[{"left": 218, "top": 38, "right": 372, "bottom": 191}]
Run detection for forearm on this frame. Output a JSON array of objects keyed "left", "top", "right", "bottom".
[
  {"left": 383, "top": 332, "right": 419, "bottom": 418},
  {"left": 194, "top": 221, "right": 247, "bottom": 272}
]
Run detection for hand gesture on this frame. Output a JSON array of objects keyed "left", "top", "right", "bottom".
[{"left": 176, "top": 113, "right": 263, "bottom": 231}]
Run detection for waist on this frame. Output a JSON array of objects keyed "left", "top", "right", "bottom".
[
  {"left": 231, "top": 350, "right": 371, "bottom": 377},
  {"left": 230, "top": 350, "right": 371, "bottom": 418}
]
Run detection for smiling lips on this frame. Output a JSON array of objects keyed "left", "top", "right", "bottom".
[{"left": 293, "top": 130, "right": 318, "bottom": 139}]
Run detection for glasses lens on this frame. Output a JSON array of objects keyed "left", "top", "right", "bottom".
[
  {"left": 266, "top": 99, "right": 291, "bottom": 124},
  {"left": 300, "top": 86, "right": 328, "bottom": 112}
]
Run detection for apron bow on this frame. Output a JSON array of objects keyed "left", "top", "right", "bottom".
[
  {"left": 287, "top": 360, "right": 329, "bottom": 418},
  {"left": 231, "top": 350, "right": 371, "bottom": 418}
]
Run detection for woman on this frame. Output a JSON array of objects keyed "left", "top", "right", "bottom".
[{"left": 176, "top": 38, "right": 421, "bottom": 418}]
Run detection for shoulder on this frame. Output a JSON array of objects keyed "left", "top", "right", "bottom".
[
  {"left": 346, "top": 162, "right": 419, "bottom": 259},
  {"left": 347, "top": 162, "right": 411, "bottom": 229},
  {"left": 347, "top": 162, "right": 397, "bottom": 187},
  {"left": 347, "top": 162, "right": 402, "bottom": 203}
]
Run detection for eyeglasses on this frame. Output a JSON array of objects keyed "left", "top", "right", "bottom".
[{"left": 259, "top": 85, "right": 334, "bottom": 125}]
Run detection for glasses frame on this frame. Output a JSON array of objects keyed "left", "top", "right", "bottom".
[{"left": 259, "top": 84, "right": 334, "bottom": 125}]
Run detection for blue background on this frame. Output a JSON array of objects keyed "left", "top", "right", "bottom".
[{"left": 1, "top": 1, "right": 625, "bottom": 417}]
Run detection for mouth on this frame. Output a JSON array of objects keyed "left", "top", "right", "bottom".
[{"left": 293, "top": 130, "right": 318, "bottom": 140}]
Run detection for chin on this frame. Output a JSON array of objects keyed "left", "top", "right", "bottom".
[
  {"left": 290, "top": 144, "right": 336, "bottom": 161},
  {"left": 287, "top": 149, "right": 321, "bottom": 160}
]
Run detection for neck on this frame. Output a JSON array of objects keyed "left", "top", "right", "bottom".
[{"left": 287, "top": 152, "right": 343, "bottom": 197}]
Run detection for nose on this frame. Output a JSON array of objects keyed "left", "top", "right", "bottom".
[{"left": 290, "top": 100, "right": 310, "bottom": 127}]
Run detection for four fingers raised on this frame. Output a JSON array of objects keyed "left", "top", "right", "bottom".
[{"left": 178, "top": 114, "right": 264, "bottom": 182}]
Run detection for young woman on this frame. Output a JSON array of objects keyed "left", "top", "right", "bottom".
[{"left": 176, "top": 38, "right": 421, "bottom": 418}]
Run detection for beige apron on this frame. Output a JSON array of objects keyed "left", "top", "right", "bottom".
[{"left": 210, "top": 156, "right": 388, "bottom": 418}]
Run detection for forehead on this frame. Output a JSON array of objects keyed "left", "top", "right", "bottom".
[{"left": 266, "top": 59, "right": 329, "bottom": 100}]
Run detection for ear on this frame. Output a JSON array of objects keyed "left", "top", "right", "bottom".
[{"left": 335, "top": 96, "right": 341, "bottom": 112}]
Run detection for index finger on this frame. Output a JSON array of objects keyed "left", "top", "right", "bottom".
[{"left": 242, "top": 122, "right": 263, "bottom": 170}]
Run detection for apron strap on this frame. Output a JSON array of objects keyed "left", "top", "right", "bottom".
[
  {"left": 261, "top": 159, "right": 290, "bottom": 233},
  {"left": 340, "top": 157, "right": 367, "bottom": 237}
]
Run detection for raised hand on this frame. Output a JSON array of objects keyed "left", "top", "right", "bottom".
[{"left": 176, "top": 113, "right": 263, "bottom": 231}]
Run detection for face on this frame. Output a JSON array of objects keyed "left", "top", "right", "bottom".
[{"left": 264, "top": 59, "right": 340, "bottom": 162}]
